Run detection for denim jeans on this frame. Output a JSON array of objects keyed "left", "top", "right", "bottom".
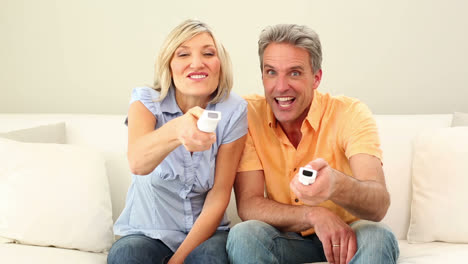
[
  {"left": 226, "top": 219, "right": 399, "bottom": 264},
  {"left": 107, "top": 231, "right": 229, "bottom": 264}
]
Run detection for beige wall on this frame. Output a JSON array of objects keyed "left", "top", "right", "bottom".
[{"left": 1, "top": 0, "right": 467, "bottom": 114}]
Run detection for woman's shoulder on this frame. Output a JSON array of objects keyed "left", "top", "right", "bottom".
[
  {"left": 129, "top": 86, "right": 162, "bottom": 115},
  {"left": 216, "top": 91, "right": 247, "bottom": 110},
  {"left": 131, "top": 86, "right": 161, "bottom": 101}
]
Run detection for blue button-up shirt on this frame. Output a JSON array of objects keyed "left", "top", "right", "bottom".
[{"left": 114, "top": 87, "right": 247, "bottom": 251}]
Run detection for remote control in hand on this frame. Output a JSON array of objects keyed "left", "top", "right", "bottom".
[
  {"left": 197, "top": 110, "right": 221, "bottom": 133},
  {"left": 298, "top": 167, "right": 317, "bottom": 185}
]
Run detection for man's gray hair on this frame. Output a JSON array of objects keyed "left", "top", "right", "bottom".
[{"left": 258, "top": 24, "right": 322, "bottom": 73}]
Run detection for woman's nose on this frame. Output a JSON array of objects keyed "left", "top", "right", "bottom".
[{"left": 190, "top": 54, "right": 204, "bottom": 69}]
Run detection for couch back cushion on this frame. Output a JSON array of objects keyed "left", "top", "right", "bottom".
[
  {"left": 0, "top": 113, "right": 453, "bottom": 241},
  {"left": 375, "top": 115, "right": 451, "bottom": 239},
  {"left": 407, "top": 127, "right": 468, "bottom": 243},
  {"left": 0, "top": 114, "right": 131, "bottom": 226}
]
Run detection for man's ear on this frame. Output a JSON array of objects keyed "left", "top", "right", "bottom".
[{"left": 313, "top": 69, "right": 323, "bottom": 90}]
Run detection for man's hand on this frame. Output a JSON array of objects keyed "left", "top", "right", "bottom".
[
  {"left": 290, "top": 158, "right": 338, "bottom": 206},
  {"left": 176, "top": 106, "right": 216, "bottom": 152},
  {"left": 309, "top": 207, "right": 357, "bottom": 264},
  {"left": 292, "top": 155, "right": 390, "bottom": 221}
]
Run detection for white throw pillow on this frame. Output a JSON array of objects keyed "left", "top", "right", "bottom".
[
  {"left": 0, "top": 122, "right": 66, "bottom": 143},
  {"left": 451, "top": 112, "right": 468, "bottom": 127},
  {"left": 407, "top": 127, "right": 468, "bottom": 243},
  {"left": 0, "top": 236, "right": 13, "bottom": 244},
  {"left": 0, "top": 138, "right": 114, "bottom": 252}
]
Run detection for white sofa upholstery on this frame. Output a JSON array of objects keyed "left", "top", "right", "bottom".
[{"left": 1, "top": 113, "right": 467, "bottom": 263}]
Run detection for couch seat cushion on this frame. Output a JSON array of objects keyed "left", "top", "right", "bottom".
[
  {"left": 0, "top": 243, "right": 107, "bottom": 264},
  {"left": 398, "top": 240, "right": 468, "bottom": 263}
]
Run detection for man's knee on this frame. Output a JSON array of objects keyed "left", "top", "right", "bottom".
[
  {"left": 351, "top": 220, "right": 399, "bottom": 262},
  {"left": 352, "top": 220, "right": 397, "bottom": 245},
  {"left": 229, "top": 220, "right": 274, "bottom": 243},
  {"left": 227, "top": 220, "right": 277, "bottom": 251},
  {"left": 227, "top": 220, "right": 284, "bottom": 263}
]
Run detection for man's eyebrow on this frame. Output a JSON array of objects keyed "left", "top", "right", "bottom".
[
  {"left": 290, "top": 65, "right": 305, "bottom": 71},
  {"left": 263, "top": 64, "right": 305, "bottom": 71}
]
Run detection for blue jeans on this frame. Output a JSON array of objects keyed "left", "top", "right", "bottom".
[
  {"left": 107, "top": 231, "right": 229, "bottom": 264},
  {"left": 226, "top": 220, "right": 399, "bottom": 264}
]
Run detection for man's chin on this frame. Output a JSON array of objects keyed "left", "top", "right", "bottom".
[{"left": 273, "top": 111, "right": 295, "bottom": 124}]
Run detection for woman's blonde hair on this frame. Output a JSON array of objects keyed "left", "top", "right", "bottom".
[{"left": 153, "top": 19, "right": 233, "bottom": 104}]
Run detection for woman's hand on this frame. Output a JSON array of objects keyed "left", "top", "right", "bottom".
[
  {"left": 176, "top": 106, "right": 216, "bottom": 152},
  {"left": 167, "top": 255, "right": 184, "bottom": 264}
]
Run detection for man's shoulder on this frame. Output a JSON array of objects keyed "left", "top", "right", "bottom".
[
  {"left": 242, "top": 94, "right": 266, "bottom": 103},
  {"left": 322, "top": 93, "right": 369, "bottom": 114},
  {"left": 242, "top": 94, "right": 268, "bottom": 112},
  {"left": 325, "top": 93, "right": 362, "bottom": 106}
]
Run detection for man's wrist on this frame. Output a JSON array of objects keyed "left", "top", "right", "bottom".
[
  {"left": 304, "top": 206, "right": 328, "bottom": 228},
  {"left": 330, "top": 168, "right": 348, "bottom": 201}
]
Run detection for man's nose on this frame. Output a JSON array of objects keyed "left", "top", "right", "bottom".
[{"left": 275, "top": 75, "right": 289, "bottom": 93}]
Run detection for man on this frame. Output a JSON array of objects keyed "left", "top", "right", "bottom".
[{"left": 226, "top": 24, "right": 399, "bottom": 264}]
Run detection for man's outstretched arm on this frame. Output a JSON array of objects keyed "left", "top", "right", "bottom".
[{"left": 290, "top": 153, "right": 390, "bottom": 221}]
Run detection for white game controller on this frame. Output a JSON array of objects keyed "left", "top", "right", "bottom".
[
  {"left": 197, "top": 110, "right": 221, "bottom": 133},
  {"left": 298, "top": 167, "right": 317, "bottom": 185}
]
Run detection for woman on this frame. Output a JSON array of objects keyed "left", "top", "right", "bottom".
[{"left": 108, "top": 19, "right": 247, "bottom": 264}]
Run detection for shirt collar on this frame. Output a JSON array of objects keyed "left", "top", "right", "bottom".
[
  {"left": 305, "top": 89, "right": 323, "bottom": 131},
  {"left": 267, "top": 89, "right": 323, "bottom": 131},
  {"left": 266, "top": 101, "right": 277, "bottom": 128}
]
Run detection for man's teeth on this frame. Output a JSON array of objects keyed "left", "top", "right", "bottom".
[
  {"left": 276, "top": 97, "right": 294, "bottom": 102},
  {"left": 190, "top": 74, "right": 207, "bottom": 79},
  {"left": 276, "top": 97, "right": 294, "bottom": 107}
]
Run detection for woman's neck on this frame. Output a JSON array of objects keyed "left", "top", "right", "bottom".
[{"left": 175, "top": 89, "right": 210, "bottom": 113}]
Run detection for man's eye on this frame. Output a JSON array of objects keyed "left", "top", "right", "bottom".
[
  {"left": 291, "top": 71, "right": 300, "bottom": 76},
  {"left": 266, "top": 69, "right": 276, "bottom": 75}
]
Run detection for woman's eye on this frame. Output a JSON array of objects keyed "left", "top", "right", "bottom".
[
  {"left": 178, "top": 53, "right": 189, "bottom": 57},
  {"left": 203, "top": 51, "right": 215, "bottom": 56}
]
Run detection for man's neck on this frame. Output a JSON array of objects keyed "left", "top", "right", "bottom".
[
  {"left": 277, "top": 105, "right": 311, "bottom": 149},
  {"left": 278, "top": 119, "right": 304, "bottom": 149}
]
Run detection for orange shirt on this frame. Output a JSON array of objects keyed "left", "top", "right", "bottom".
[{"left": 238, "top": 90, "right": 382, "bottom": 236}]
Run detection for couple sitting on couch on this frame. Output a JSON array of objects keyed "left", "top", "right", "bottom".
[{"left": 108, "top": 19, "right": 400, "bottom": 264}]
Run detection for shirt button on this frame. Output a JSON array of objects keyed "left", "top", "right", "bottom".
[{"left": 294, "top": 198, "right": 299, "bottom": 203}]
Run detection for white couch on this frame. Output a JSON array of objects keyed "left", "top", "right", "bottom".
[{"left": 0, "top": 113, "right": 467, "bottom": 264}]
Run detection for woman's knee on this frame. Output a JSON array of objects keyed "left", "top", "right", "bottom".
[
  {"left": 186, "top": 231, "right": 229, "bottom": 264},
  {"left": 107, "top": 235, "right": 171, "bottom": 264}
]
